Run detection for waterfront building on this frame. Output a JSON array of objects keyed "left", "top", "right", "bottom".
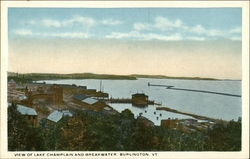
[
  {"left": 161, "top": 118, "right": 179, "bottom": 128},
  {"left": 132, "top": 93, "right": 149, "bottom": 106},
  {"left": 180, "top": 119, "right": 198, "bottom": 126},
  {"left": 50, "top": 84, "right": 63, "bottom": 106}
]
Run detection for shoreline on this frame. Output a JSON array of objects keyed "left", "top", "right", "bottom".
[
  {"left": 156, "top": 106, "right": 229, "bottom": 124},
  {"left": 8, "top": 72, "right": 241, "bottom": 81}
]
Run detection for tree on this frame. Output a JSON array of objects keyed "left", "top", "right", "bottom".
[
  {"left": 205, "top": 120, "right": 241, "bottom": 151},
  {"left": 8, "top": 103, "right": 45, "bottom": 151}
]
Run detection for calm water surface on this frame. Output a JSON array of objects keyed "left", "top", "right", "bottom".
[{"left": 40, "top": 78, "right": 241, "bottom": 125}]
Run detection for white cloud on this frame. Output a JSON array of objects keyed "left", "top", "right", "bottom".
[
  {"left": 133, "top": 23, "right": 151, "bottom": 31},
  {"left": 13, "top": 29, "right": 33, "bottom": 36},
  {"left": 106, "top": 31, "right": 209, "bottom": 41},
  {"left": 16, "top": 15, "right": 241, "bottom": 41},
  {"left": 106, "top": 31, "right": 183, "bottom": 41},
  {"left": 24, "top": 16, "right": 123, "bottom": 28},
  {"left": 188, "top": 24, "right": 225, "bottom": 37},
  {"left": 132, "top": 16, "right": 240, "bottom": 40},
  {"left": 154, "top": 16, "right": 183, "bottom": 30},
  {"left": 101, "top": 19, "right": 123, "bottom": 25},
  {"left": 48, "top": 32, "right": 91, "bottom": 38},
  {"left": 229, "top": 27, "right": 242, "bottom": 34},
  {"left": 206, "top": 29, "right": 224, "bottom": 37},
  {"left": 229, "top": 36, "right": 241, "bottom": 41},
  {"left": 42, "top": 19, "right": 61, "bottom": 27},
  {"left": 133, "top": 16, "right": 183, "bottom": 31},
  {"left": 105, "top": 31, "right": 141, "bottom": 39},
  {"left": 13, "top": 28, "right": 92, "bottom": 39},
  {"left": 41, "top": 16, "right": 97, "bottom": 27},
  {"left": 189, "top": 25, "right": 206, "bottom": 34},
  {"left": 144, "top": 33, "right": 183, "bottom": 41},
  {"left": 63, "top": 15, "right": 96, "bottom": 26}
]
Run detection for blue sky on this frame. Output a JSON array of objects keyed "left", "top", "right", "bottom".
[
  {"left": 8, "top": 8, "right": 242, "bottom": 41},
  {"left": 8, "top": 8, "right": 242, "bottom": 79}
]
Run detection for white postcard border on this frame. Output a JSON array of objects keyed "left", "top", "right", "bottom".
[{"left": 1, "top": 1, "right": 249, "bottom": 159}]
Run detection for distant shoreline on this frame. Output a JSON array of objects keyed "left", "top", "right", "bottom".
[{"left": 7, "top": 72, "right": 241, "bottom": 82}]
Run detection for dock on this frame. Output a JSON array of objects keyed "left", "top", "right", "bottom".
[{"left": 105, "top": 98, "right": 155, "bottom": 105}]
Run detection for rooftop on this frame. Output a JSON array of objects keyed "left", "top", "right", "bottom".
[
  {"left": 16, "top": 86, "right": 26, "bottom": 89},
  {"left": 47, "top": 110, "right": 63, "bottom": 123},
  {"left": 82, "top": 98, "right": 98, "bottom": 105},
  {"left": 61, "top": 110, "right": 73, "bottom": 117},
  {"left": 47, "top": 110, "right": 73, "bottom": 123},
  {"left": 60, "top": 84, "right": 78, "bottom": 89},
  {"left": 132, "top": 93, "right": 148, "bottom": 97},
  {"left": 8, "top": 79, "right": 16, "bottom": 84},
  {"left": 16, "top": 104, "right": 37, "bottom": 116},
  {"left": 73, "top": 93, "right": 89, "bottom": 101}
]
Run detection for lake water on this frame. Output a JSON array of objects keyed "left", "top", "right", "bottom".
[{"left": 39, "top": 78, "right": 241, "bottom": 125}]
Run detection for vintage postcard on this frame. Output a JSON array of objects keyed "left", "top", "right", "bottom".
[{"left": 1, "top": 1, "right": 249, "bottom": 159}]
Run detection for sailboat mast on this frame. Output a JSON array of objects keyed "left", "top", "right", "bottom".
[{"left": 100, "top": 80, "right": 102, "bottom": 92}]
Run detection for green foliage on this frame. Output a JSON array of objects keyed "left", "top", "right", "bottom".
[
  {"left": 205, "top": 120, "right": 241, "bottom": 151},
  {"left": 121, "top": 109, "right": 134, "bottom": 119},
  {"left": 133, "top": 120, "right": 155, "bottom": 150},
  {"left": 7, "top": 76, "right": 32, "bottom": 84},
  {"left": 8, "top": 103, "right": 45, "bottom": 151},
  {"left": 8, "top": 107, "right": 241, "bottom": 151}
]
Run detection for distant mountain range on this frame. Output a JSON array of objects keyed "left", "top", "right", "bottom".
[
  {"left": 130, "top": 74, "right": 218, "bottom": 80},
  {"left": 8, "top": 72, "right": 223, "bottom": 81}
]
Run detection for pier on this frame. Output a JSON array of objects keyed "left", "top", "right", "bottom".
[
  {"left": 148, "top": 83, "right": 241, "bottom": 97},
  {"left": 105, "top": 98, "right": 155, "bottom": 105}
]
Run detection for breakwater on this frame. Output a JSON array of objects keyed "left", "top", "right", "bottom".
[{"left": 148, "top": 83, "right": 241, "bottom": 97}]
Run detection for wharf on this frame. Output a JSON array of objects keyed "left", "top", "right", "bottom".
[{"left": 105, "top": 98, "right": 155, "bottom": 105}]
